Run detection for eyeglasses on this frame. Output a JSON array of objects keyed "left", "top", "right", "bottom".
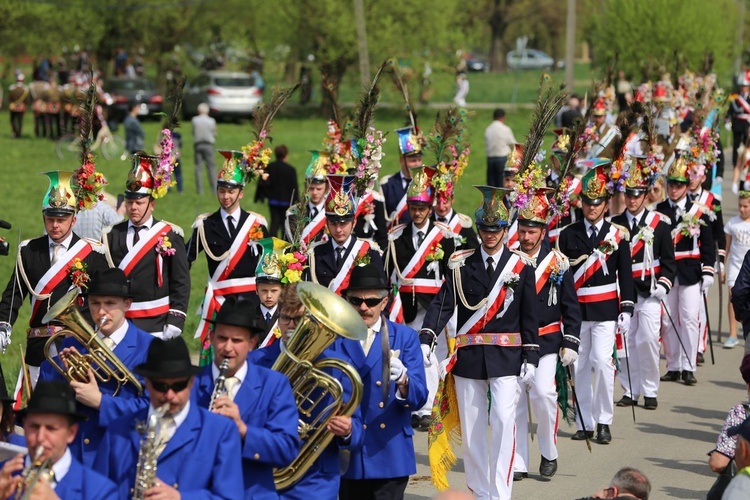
[
  {"left": 149, "top": 379, "right": 191, "bottom": 393},
  {"left": 279, "top": 314, "right": 304, "bottom": 324},
  {"left": 347, "top": 296, "right": 384, "bottom": 308}
]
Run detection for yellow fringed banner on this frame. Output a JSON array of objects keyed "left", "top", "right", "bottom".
[{"left": 428, "top": 338, "right": 461, "bottom": 491}]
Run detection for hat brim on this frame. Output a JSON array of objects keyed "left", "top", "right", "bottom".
[
  {"left": 124, "top": 192, "right": 151, "bottom": 200},
  {"left": 216, "top": 181, "right": 245, "bottom": 189},
  {"left": 326, "top": 214, "right": 355, "bottom": 223},
  {"left": 343, "top": 280, "right": 390, "bottom": 292},
  {"left": 581, "top": 196, "right": 607, "bottom": 206},
  {"left": 476, "top": 224, "right": 508, "bottom": 232},
  {"left": 43, "top": 209, "right": 75, "bottom": 217},
  {"left": 207, "top": 318, "right": 267, "bottom": 335},
  {"left": 666, "top": 178, "right": 688, "bottom": 184},
  {"left": 517, "top": 219, "right": 546, "bottom": 228},
  {"left": 256, "top": 276, "right": 283, "bottom": 285},
  {"left": 18, "top": 406, "right": 88, "bottom": 422},
  {"left": 134, "top": 364, "right": 202, "bottom": 380},
  {"left": 88, "top": 288, "right": 133, "bottom": 299},
  {"left": 624, "top": 188, "right": 648, "bottom": 196}
]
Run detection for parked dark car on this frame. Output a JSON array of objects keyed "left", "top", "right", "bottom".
[{"left": 104, "top": 77, "right": 163, "bottom": 123}]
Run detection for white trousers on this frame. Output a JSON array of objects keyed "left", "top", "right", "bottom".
[
  {"left": 514, "top": 353, "right": 559, "bottom": 473},
  {"left": 617, "top": 297, "right": 662, "bottom": 399},
  {"left": 572, "top": 320, "right": 615, "bottom": 429},
  {"left": 417, "top": 309, "right": 453, "bottom": 417},
  {"left": 662, "top": 281, "right": 701, "bottom": 373},
  {"left": 454, "top": 375, "right": 520, "bottom": 500}
]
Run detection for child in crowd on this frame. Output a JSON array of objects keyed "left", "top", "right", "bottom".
[{"left": 724, "top": 191, "right": 750, "bottom": 348}]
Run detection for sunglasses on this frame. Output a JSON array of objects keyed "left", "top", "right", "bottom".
[
  {"left": 149, "top": 379, "right": 191, "bottom": 393},
  {"left": 347, "top": 296, "right": 384, "bottom": 308}
]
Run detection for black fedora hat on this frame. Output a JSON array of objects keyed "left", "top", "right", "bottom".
[
  {"left": 19, "top": 381, "right": 87, "bottom": 421},
  {"left": 88, "top": 268, "right": 133, "bottom": 298},
  {"left": 134, "top": 337, "right": 202, "bottom": 379},
  {"left": 209, "top": 296, "right": 266, "bottom": 335},
  {"left": 343, "top": 263, "right": 390, "bottom": 292}
]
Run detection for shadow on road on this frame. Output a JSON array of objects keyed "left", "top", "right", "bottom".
[
  {"left": 637, "top": 422, "right": 716, "bottom": 443},
  {"left": 671, "top": 405, "right": 731, "bottom": 421},
  {"left": 645, "top": 456, "right": 714, "bottom": 477},
  {"left": 661, "top": 485, "right": 707, "bottom": 499},
  {"left": 709, "top": 379, "right": 747, "bottom": 391}
]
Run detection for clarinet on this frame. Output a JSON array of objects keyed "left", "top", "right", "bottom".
[{"left": 209, "top": 359, "right": 230, "bottom": 411}]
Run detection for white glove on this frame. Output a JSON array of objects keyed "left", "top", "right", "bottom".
[
  {"left": 0, "top": 326, "right": 11, "bottom": 353},
  {"left": 701, "top": 275, "right": 715, "bottom": 293},
  {"left": 389, "top": 356, "right": 407, "bottom": 383},
  {"left": 651, "top": 285, "right": 667, "bottom": 302},
  {"left": 438, "top": 357, "right": 452, "bottom": 381},
  {"left": 163, "top": 324, "right": 182, "bottom": 340},
  {"left": 617, "top": 313, "right": 631, "bottom": 335},
  {"left": 733, "top": 182, "right": 740, "bottom": 195},
  {"left": 520, "top": 363, "right": 536, "bottom": 384},
  {"left": 421, "top": 344, "right": 434, "bottom": 368},
  {"left": 715, "top": 176, "right": 723, "bottom": 186},
  {"left": 559, "top": 348, "right": 578, "bottom": 367},
  {"left": 725, "top": 121, "right": 732, "bottom": 131}
]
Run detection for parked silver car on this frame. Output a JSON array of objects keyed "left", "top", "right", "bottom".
[
  {"left": 182, "top": 71, "right": 262, "bottom": 120},
  {"left": 506, "top": 49, "right": 564, "bottom": 70}
]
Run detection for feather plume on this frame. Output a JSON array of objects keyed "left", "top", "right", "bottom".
[
  {"left": 518, "top": 76, "right": 569, "bottom": 175},
  {"left": 350, "top": 60, "right": 389, "bottom": 140},
  {"left": 78, "top": 75, "right": 97, "bottom": 165},
  {"left": 425, "top": 107, "right": 467, "bottom": 164},
  {"left": 390, "top": 61, "right": 418, "bottom": 132},
  {"left": 162, "top": 76, "right": 185, "bottom": 132},
  {"left": 251, "top": 84, "right": 299, "bottom": 141},
  {"left": 322, "top": 73, "right": 342, "bottom": 128}
]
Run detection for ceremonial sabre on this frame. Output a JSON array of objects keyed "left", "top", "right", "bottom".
[
  {"left": 619, "top": 326, "right": 636, "bottom": 423},
  {"left": 717, "top": 242, "right": 724, "bottom": 342},
  {"left": 703, "top": 293, "right": 715, "bottom": 365},
  {"left": 566, "top": 366, "right": 591, "bottom": 453},
  {"left": 659, "top": 299, "right": 694, "bottom": 370}
]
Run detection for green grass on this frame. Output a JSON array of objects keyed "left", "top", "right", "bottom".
[{"left": 0, "top": 103, "right": 549, "bottom": 391}]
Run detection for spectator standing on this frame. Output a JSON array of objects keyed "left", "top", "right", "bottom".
[
  {"left": 561, "top": 95, "right": 584, "bottom": 129},
  {"left": 255, "top": 145, "right": 298, "bottom": 237},
  {"left": 453, "top": 72, "right": 469, "bottom": 107},
  {"left": 192, "top": 103, "right": 217, "bottom": 194},
  {"left": 123, "top": 103, "right": 145, "bottom": 154},
  {"left": 725, "top": 192, "right": 750, "bottom": 348},
  {"left": 73, "top": 197, "right": 123, "bottom": 240},
  {"left": 484, "top": 108, "right": 517, "bottom": 187}
]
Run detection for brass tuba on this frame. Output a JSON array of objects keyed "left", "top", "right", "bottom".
[
  {"left": 272, "top": 282, "right": 367, "bottom": 489},
  {"left": 41, "top": 288, "right": 143, "bottom": 396}
]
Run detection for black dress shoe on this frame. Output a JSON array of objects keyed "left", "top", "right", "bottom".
[
  {"left": 615, "top": 396, "right": 638, "bottom": 407},
  {"left": 643, "top": 397, "right": 658, "bottom": 410},
  {"left": 513, "top": 472, "right": 528, "bottom": 481},
  {"left": 660, "top": 371, "right": 681, "bottom": 382},
  {"left": 539, "top": 456, "right": 558, "bottom": 478},
  {"left": 417, "top": 415, "right": 431, "bottom": 432},
  {"left": 697, "top": 352, "right": 705, "bottom": 365},
  {"left": 411, "top": 414, "right": 420, "bottom": 428},
  {"left": 596, "top": 424, "right": 612, "bottom": 444},
  {"left": 571, "top": 430, "right": 594, "bottom": 440},
  {"left": 682, "top": 371, "right": 697, "bottom": 386}
]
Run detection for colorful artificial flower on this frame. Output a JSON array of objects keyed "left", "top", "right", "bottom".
[
  {"left": 242, "top": 130, "right": 272, "bottom": 182},
  {"left": 501, "top": 272, "right": 521, "bottom": 289},
  {"left": 248, "top": 222, "right": 264, "bottom": 241},
  {"left": 152, "top": 128, "right": 177, "bottom": 199},
  {"left": 353, "top": 127, "right": 386, "bottom": 195},
  {"left": 74, "top": 155, "right": 107, "bottom": 210},
  {"left": 68, "top": 258, "right": 90, "bottom": 289},
  {"left": 155, "top": 236, "right": 176, "bottom": 257},
  {"left": 425, "top": 242, "right": 445, "bottom": 262},
  {"left": 676, "top": 212, "right": 706, "bottom": 238},
  {"left": 597, "top": 234, "right": 619, "bottom": 255}
]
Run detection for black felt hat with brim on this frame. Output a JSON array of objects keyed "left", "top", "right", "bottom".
[
  {"left": 134, "top": 337, "right": 202, "bottom": 379},
  {"left": 19, "top": 380, "right": 87, "bottom": 421}
]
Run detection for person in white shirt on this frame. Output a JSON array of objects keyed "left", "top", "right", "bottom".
[
  {"left": 484, "top": 108, "right": 517, "bottom": 188},
  {"left": 725, "top": 192, "right": 750, "bottom": 348},
  {"left": 191, "top": 102, "right": 217, "bottom": 194}
]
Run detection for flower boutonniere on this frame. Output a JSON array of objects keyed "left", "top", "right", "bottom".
[
  {"left": 353, "top": 253, "right": 371, "bottom": 267},
  {"left": 597, "top": 234, "right": 619, "bottom": 255},
  {"left": 272, "top": 327, "right": 283, "bottom": 339},
  {"left": 500, "top": 272, "right": 521, "bottom": 290},
  {"left": 548, "top": 263, "right": 565, "bottom": 287},
  {"left": 633, "top": 225, "right": 654, "bottom": 245},
  {"left": 425, "top": 242, "right": 444, "bottom": 262},
  {"left": 248, "top": 222, "right": 264, "bottom": 241},
  {"left": 155, "top": 236, "right": 176, "bottom": 257},
  {"left": 68, "top": 258, "right": 90, "bottom": 289},
  {"left": 678, "top": 212, "right": 705, "bottom": 238}
]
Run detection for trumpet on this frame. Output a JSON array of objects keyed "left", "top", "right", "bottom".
[
  {"left": 41, "top": 288, "right": 143, "bottom": 396},
  {"left": 272, "top": 282, "right": 367, "bottom": 489},
  {"left": 208, "top": 359, "right": 230, "bottom": 411},
  {"left": 16, "top": 446, "right": 53, "bottom": 500}
]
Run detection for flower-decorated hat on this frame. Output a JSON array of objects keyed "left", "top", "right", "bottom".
[
  {"left": 592, "top": 96, "right": 608, "bottom": 116},
  {"left": 217, "top": 150, "right": 247, "bottom": 188},
  {"left": 517, "top": 187, "right": 554, "bottom": 227},
  {"left": 306, "top": 150, "right": 331, "bottom": 184},
  {"left": 255, "top": 237, "right": 294, "bottom": 284},
  {"left": 422, "top": 107, "right": 469, "bottom": 202},
  {"left": 623, "top": 154, "right": 650, "bottom": 195},
  {"left": 667, "top": 155, "right": 690, "bottom": 183},
  {"left": 580, "top": 162, "right": 611, "bottom": 205},
  {"left": 42, "top": 171, "right": 77, "bottom": 216},
  {"left": 406, "top": 166, "right": 436, "bottom": 205},
  {"left": 688, "top": 162, "right": 706, "bottom": 183},
  {"left": 474, "top": 185, "right": 511, "bottom": 231},
  {"left": 396, "top": 126, "right": 423, "bottom": 157},
  {"left": 125, "top": 153, "right": 160, "bottom": 200},
  {"left": 551, "top": 128, "right": 572, "bottom": 155},
  {"left": 506, "top": 144, "right": 524, "bottom": 175},
  {"left": 325, "top": 174, "right": 357, "bottom": 222}
]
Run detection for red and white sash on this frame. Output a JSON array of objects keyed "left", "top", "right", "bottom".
[
  {"left": 630, "top": 212, "right": 662, "bottom": 281},
  {"left": 505, "top": 220, "right": 520, "bottom": 249},
  {"left": 301, "top": 209, "right": 327, "bottom": 245},
  {"left": 534, "top": 251, "right": 559, "bottom": 294},
  {"left": 388, "top": 226, "right": 445, "bottom": 322},
  {"left": 573, "top": 226, "right": 623, "bottom": 292},
  {"left": 329, "top": 240, "right": 371, "bottom": 294},
  {"left": 194, "top": 215, "right": 261, "bottom": 341},
  {"left": 736, "top": 94, "right": 750, "bottom": 119},
  {"left": 30, "top": 239, "right": 93, "bottom": 318},
  {"left": 388, "top": 195, "right": 409, "bottom": 229},
  {"left": 119, "top": 222, "right": 171, "bottom": 276},
  {"left": 672, "top": 202, "right": 708, "bottom": 246},
  {"left": 259, "top": 319, "right": 280, "bottom": 348}
]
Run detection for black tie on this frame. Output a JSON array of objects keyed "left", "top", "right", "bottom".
[
  {"left": 589, "top": 226, "right": 598, "bottom": 246},
  {"left": 311, "top": 206, "right": 319, "bottom": 219},
  {"left": 335, "top": 246, "right": 345, "bottom": 269},
  {"left": 437, "top": 216, "right": 447, "bottom": 223},
  {"left": 132, "top": 226, "right": 142, "bottom": 246},
  {"left": 486, "top": 256, "right": 495, "bottom": 281},
  {"left": 417, "top": 230, "right": 425, "bottom": 248},
  {"left": 631, "top": 217, "right": 638, "bottom": 234},
  {"left": 226, "top": 216, "right": 237, "bottom": 238},
  {"left": 265, "top": 311, "right": 272, "bottom": 324}
]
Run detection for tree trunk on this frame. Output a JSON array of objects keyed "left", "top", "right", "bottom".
[
  {"left": 320, "top": 60, "right": 348, "bottom": 119},
  {"left": 488, "top": 0, "right": 509, "bottom": 72}
]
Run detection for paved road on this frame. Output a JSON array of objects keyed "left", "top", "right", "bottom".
[{"left": 405, "top": 179, "right": 743, "bottom": 499}]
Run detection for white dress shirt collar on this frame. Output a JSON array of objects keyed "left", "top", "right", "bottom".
[
  {"left": 48, "top": 231, "right": 74, "bottom": 252},
  {"left": 480, "top": 245, "right": 504, "bottom": 268},
  {"left": 99, "top": 319, "right": 129, "bottom": 348},
  {"left": 212, "top": 360, "right": 248, "bottom": 399},
  {"left": 25, "top": 447, "right": 72, "bottom": 488},
  {"left": 148, "top": 401, "right": 190, "bottom": 430},
  {"left": 260, "top": 304, "right": 277, "bottom": 318},
  {"left": 220, "top": 207, "right": 241, "bottom": 221},
  {"left": 334, "top": 236, "right": 352, "bottom": 252},
  {"left": 128, "top": 216, "right": 154, "bottom": 231},
  {"left": 583, "top": 218, "right": 604, "bottom": 234}
]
